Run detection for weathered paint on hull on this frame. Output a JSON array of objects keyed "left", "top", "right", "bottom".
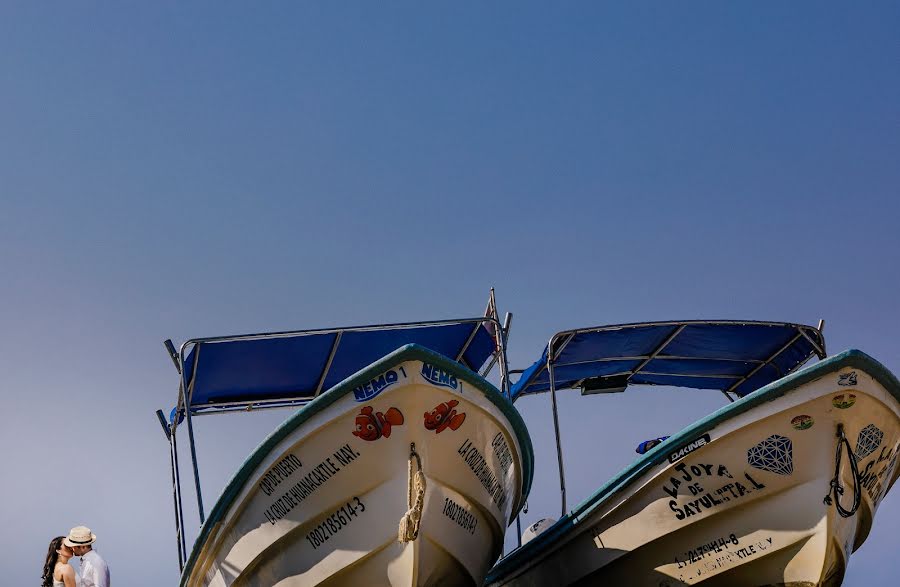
[
  {"left": 182, "top": 351, "right": 530, "bottom": 587},
  {"left": 488, "top": 351, "right": 900, "bottom": 586}
]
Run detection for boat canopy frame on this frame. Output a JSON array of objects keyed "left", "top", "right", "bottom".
[
  {"left": 513, "top": 319, "right": 826, "bottom": 516},
  {"left": 155, "top": 292, "right": 512, "bottom": 572}
]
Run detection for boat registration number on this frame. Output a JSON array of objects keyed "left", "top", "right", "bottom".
[{"left": 305, "top": 497, "right": 366, "bottom": 550}]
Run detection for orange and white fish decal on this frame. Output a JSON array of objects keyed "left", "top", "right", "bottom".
[
  {"left": 424, "top": 400, "right": 466, "bottom": 434},
  {"left": 352, "top": 406, "right": 404, "bottom": 441}
]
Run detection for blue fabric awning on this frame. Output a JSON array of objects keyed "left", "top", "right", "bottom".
[
  {"left": 511, "top": 321, "right": 825, "bottom": 401},
  {"left": 175, "top": 319, "right": 498, "bottom": 417}
]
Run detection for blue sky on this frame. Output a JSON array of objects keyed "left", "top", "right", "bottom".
[{"left": 2, "top": 2, "right": 898, "bottom": 585}]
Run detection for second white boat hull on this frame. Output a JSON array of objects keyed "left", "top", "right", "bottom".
[{"left": 488, "top": 350, "right": 900, "bottom": 586}]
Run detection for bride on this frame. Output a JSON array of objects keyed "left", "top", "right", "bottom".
[{"left": 42, "top": 536, "right": 79, "bottom": 587}]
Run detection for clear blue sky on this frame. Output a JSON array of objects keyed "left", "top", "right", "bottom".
[{"left": 2, "top": 2, "right": 897, "bottom": 585}]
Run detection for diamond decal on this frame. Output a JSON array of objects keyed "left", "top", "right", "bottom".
[
  {"left": 748, "top": 435, "right": 793, "bottom": 475},
  {"left": 855, "top": 424, "right": 883, "bottom": 460}
]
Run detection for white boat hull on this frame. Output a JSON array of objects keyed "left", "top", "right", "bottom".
[
  {"left": 488, "top": 350, "right": 900, "bottom": 586},
  {"left": 182, "top": 346, "right": 532, "bottom": 587}
]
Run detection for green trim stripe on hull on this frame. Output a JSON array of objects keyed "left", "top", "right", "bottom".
[
  {"left": 181, "top": 343, "right": 535, "bottom": 586},
  {"left": 487, "top": 348, "right": 900, "bottom": 583}
]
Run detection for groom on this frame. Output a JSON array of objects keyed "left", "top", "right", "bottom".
[{"left": 64, "top": 525, "right": 110, "bottom": 587}]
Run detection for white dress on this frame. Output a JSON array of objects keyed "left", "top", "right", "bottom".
[{"left": 54, "top": 565, "right": 81, "bottom": 586}]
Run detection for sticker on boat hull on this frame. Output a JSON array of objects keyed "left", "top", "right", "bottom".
[
  {"left": 421, "top": 363, "right": 459, "bottom": 390},
  {"left": 856, "top": 424, "right": 884, "bottom": 460},
  {"left": 832, "top": 394, "right": 856, "bottom": 409},
  {"left": 352, "top": 406, "right": 404, "bottom": 441},
  {"left": 791, "top": 415, "right": 814, "bottom": 430},
  {"left": 352, "top": 367, "right": 405, "bottom": 401},
  {"left": 839, "top": 371, "right": 858, "bottom": 386},
  {"left": 668, "top": 434, "right": 711, "bottom": 463},
  {"left": 748, "top": 435, "right": 793, "bottom": 475},
  {"left": 424, "top": 400, "right": 466, "bottom": 434}
]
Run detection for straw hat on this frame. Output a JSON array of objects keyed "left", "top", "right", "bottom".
[{"left": 63, "top": 526, "right": 97, "bottom": 547}]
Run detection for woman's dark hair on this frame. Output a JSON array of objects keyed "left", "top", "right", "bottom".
[{"left": 41, "top": 536, "right": 66, "bottom": 587}]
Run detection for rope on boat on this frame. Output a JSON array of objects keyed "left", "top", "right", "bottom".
[
  {"left": 823, "top": 424, "right": 862, "bottom": 518},
  {"left": 399, "top": 442, "right": 426, "bottom": 542}
]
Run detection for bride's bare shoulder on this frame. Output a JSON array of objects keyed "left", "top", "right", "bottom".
[{"left": 58, "top": 562, "right": 76, "bottom": 578}]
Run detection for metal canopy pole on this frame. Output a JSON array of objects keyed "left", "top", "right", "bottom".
[
  {"left": 548, "top": 356, "right": 567, "bottom": 517},
  {"left": 172, "top": 430, "right": 188, "bottom": 568},
  {"left": 801, "top": 322, "right": 827, "bottom": 358},
  {"left": 478, "top": 315, "right": 506, "bottom": 380},
  {"left": 182, "top": 345, "right": 206, "bottom": 524},
  {"left": 486, "top": 291, "right": 522, "bottom": 551},
  {"left": 479, "top": 356, "right": 499, "bottom": 378},
  {"left": 314, "top": 332, "right": 342, "bottom": 397},
  {"left": 497, "top": 311, "right": 522, "bottom": 548},
  {"left": 157, "top": 410, "right": 185, "bottom": 570},
  {"left": 456, "top": 322, "right": 481, "bottom": 364},
  {"left": 161, "top": 340, "right": 188, "bottom": 570},
  {"left": 499, "top": 313, "right": 513, "bottom": 400}
]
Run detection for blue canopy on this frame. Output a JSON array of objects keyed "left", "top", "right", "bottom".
[
  {"left": 173, "top": 318, "right": 499, "bottom": 418},
  {"left": 511, "top": 320, "right": 825, "bottom": 401}
]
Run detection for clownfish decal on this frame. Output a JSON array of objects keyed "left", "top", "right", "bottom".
[
  {"left": 352, "top": 406, "right": 404, "bottom": 441},
  {"left": 424, "top": 400, "right": 466, "bottom": 434}
]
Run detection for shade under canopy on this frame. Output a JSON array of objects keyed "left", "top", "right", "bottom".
[
  {"left": 511, "top": 320, "right": 825, "bottom": 401},
  {"left": 172, "top": 318, "right": 499, "bottom": 419}
]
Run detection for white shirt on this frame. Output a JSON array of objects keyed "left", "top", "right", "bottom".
[{"left": 80, "top": 550, "right": 110, "bottom": 587}]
